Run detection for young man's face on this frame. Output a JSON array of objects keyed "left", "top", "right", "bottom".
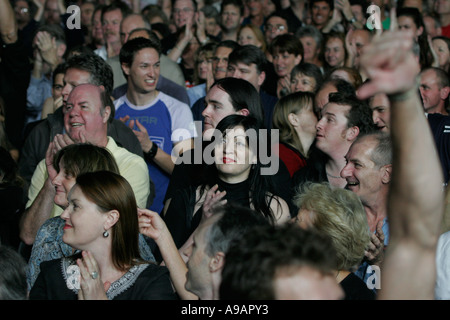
[
  {"left": 315, "top": 102, "right": 351, "bottom": 155},
  {"left": 123, "top": 47, "right": 160, "bottom": 95},
  {"left": 202, "top": 86, "right": 238, "bottom": 140},
  {"left": 311, "top": 1, "right": 331, "bottom": 27}
]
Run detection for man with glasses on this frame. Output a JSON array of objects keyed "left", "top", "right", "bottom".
[
  {"left": 264, "top": 12, "right": 289, "bottom": 45},
  {"left": 190, "top": 40, "right": 240, "bottom": 121},
  {"left": 13, "top": 0, "right": 39, "bottom": 59},
  {"left": 162, "top": 0, "right": 198, "bottom": 53}
]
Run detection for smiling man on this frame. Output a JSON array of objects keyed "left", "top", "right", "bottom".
[
  {"left": 115, "top": 37, "right": 196, "bottom": 214},
  {"left": 292, "top": 91, "right": 375, "bottom": 190},
  {"left": 20, "top": 83, "right": 150, "bottom": 245},
  {"left": 340, "top": 132, "right": 391, "bottom": 235},
  {"left": 310, "top": 0, "right": 333, "bottom": 30},
  {"left": 340, "top": 131, "right": 392, "bottom": 286}
]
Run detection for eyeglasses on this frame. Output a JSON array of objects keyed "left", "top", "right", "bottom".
[
  {"left": 15, "top": 7, "right": 29, "bottom": 13},
  {"left": 173, "top": 7, "right": 194, "bottom": 15},
  {"left": 265, "top": 24, "right": 286, "bottom": 32}
]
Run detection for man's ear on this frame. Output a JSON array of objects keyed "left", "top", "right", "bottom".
[
  {"left": 257, "top": 71, "right": 266, "bottom": 88},
  {"left": 121, "top": 63, "right": 130, "bottom": 76},
  {"left": 294, "top": 54, "right": 302, "bottom": 66},
  {"left": 346, "top": 126, "right": 360, "bottom": 142},
  {"left": 417, "top": 26, "right": 424, "bottom": 37},
  {"left": 237, "top": 108, "right": 250, "bottom": 116},
  {"left": 381, "top": 164, "right": 392, "bottom": 184},
  {"left": 209, "top": 252, "right": 225, "bottom": 273},
  {"left": 103, "top": 106, "right": 111, "bottom": 123},
  {"left": 440, "top": 86, "right": 450, "bottom": 100}
]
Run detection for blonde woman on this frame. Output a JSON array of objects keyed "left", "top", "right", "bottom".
[
  {"left": 272, "top": 91, "right": 317, "bottom": 177},
  {"left": 293, "top": 182, "right": 375, "bottom": 300},
  {"left": 237, "top": 24, "right": 267, "bottom": 54}
]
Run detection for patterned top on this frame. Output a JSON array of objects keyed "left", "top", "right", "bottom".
[
  {"left": 27, "top": 216, "right": 156, "bottom": 291},
  {"left": 29, "top": 254, "right": 178, "bottom": 300}
]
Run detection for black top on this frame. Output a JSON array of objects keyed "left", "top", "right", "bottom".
[
  {"left": 341, "top": 272, "right": 376, "bottom": 300},
  {"left": 165, "top": 145, "right": 294, "bottom": 214},
  {"left": 163, "top": 177, "right": 252, "bottom": 249},
  {"left": 29, "top": 255, "right": 179, "bottom": 300}
]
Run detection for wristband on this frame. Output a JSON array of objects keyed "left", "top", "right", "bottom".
[
  {"left": 388, "top": 76, "right": 421, "bottom": 102},
  {"left": 144, "top": 141, "right": 158, "bottom": 161}
]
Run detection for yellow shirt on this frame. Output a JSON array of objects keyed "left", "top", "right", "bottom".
[{"left": 26, "top": 137, "right": 151, "bottom": 217}]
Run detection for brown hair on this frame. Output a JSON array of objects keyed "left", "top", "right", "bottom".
[
  {"left": 75, "top": 171, "right": 143, "bottom": 271},
  {"left": 53, "top": 143, "right": 119, "bottom": 177}
]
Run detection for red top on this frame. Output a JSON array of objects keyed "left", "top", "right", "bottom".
[{"left": 275, "top": 142, "right": 307, "bottom": 177}]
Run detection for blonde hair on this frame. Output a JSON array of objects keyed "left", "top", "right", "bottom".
[
  {"left": 238, "top": 24, "right": 267, "bottom": 53},
  {"left": 294, "top": 182, "right": 370, "bottom": 271},
  {"left": 272, "top": 91, "right": 315, "bottom": 158}
]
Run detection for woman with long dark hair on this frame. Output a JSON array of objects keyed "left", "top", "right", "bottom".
[{"left": 163, "top": 115, "right": 291, "bottom": 248}]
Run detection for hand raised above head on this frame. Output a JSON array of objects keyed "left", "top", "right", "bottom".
[{"left": 357, "top": 30, "right": 420, "bottom": 100}]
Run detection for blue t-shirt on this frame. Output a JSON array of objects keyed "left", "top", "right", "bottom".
[{"left": 114, "top": 92, "right": 197, "bottom": 213}]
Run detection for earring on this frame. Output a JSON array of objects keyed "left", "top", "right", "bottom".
[{"left": 103, "top": 230, "right": 109, "bottom": 238}]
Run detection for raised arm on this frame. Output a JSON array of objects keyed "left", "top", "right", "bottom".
[
  {"left": 19, "top": 142, "right": 59, "bottom": 245},
  {"left": 358, "top": 31, "right": 445, "bottom": 300},
  {"left": 138, "top": 208, "right": 198, "bottom": 300},
  {"left": 0, "top": 0, "right": 18, "bottom": 44}
]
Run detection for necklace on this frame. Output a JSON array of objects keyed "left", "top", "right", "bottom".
[{"left": 326, "top": 171, "right": 342, "bottom": 179}]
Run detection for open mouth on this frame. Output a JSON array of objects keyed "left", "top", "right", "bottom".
[{"left": 345, "top": 181, "right": 359, "bottom": 189}]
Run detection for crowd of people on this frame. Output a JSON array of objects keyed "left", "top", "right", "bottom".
[{"left": 0, "top": 0, "right": 450, "bottom": 301}]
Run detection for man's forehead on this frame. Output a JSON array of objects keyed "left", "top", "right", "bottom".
[
  {"left": 322, "top": 102, "right": 350, "bottom": 116},
  {"left": 215, "top": 47, "right": 232, "bottom": 56},
  {"left": 67, "top": 84, "right": 101, "bottom": 101},
  {"left": 230, "top": 61, "right": 254, "bottom": 69},
  {"left": 122, "top": 16, "right": 144, "bottom": 30},
  {"left": 174, "top": 0, "right": 194, "bottom": 8},
  {"left": 64, "top": 68, "right": 91, "bottom": 82},
  {"left": 349, "top": 136, "right": 377, "bottom": 156}
]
